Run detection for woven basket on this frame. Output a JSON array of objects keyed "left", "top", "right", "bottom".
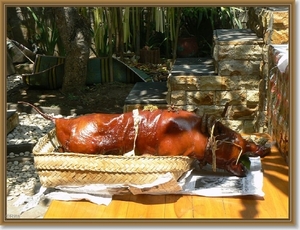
[{"left": 32, "top": 129, "right": 194, "bottom": 187}]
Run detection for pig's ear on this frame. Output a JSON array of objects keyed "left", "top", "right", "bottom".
[
  {"left": 245, "top": 138, "right": 271, "bottom": 158},
  {"left": 211, "top": 120, "right": 227, "bottom": 136},
  {"left": 253, "top": 144, "right": 271, "bottom": 158}
]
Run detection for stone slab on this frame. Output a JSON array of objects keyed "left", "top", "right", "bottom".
[
  {"left": 214, "top": 44, "right": 263, "bottom": 61},
  {"left": 168, "top": 75, "right": 225, "bottom": 91},
  {"left": 214, "top": 29, "right": 263, "bottom": 45},
  {"left": 171, "top": 65, "right": 216, "bottom": 76},
  {"left": 7, "top": 110, "right": 19, "bottom": 134},
  {"left": 247, "top": 7, "right": 289, "bottom": 44},
  {"left": 171, "top": 57, "right": 216, "bottom": 76},
  {"left": 265, "top": 7, "right": 289, "bottom": 27},
  {"left": 7, "top": 143, "right": 35, "bottom": 154},
  {"left": 173, "top": 57, "right": 214, "bottom": 65},
  {"left": 217, "top": 60, "right": 261, "bottom": 76},
  {"left": 124, "top": 82, "right": 168, "bottom": 105}
]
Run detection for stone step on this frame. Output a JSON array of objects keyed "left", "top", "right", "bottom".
[
  {"left": 171, "top": 57, "right": 216, "bottom": 77},
  {"left": 123, "top": 82, "right": 168, "bottom": 113},
  {"left": 213, "top": 29, "right": 264, "bottom": 76},
  {"left": 213, "top": 29, "right": 263, "bottom": 44},
  {"left": 7, "top": 110, "right": 19, "bottom": 134}
]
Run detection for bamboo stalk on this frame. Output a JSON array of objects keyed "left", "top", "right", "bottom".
[
  {"left": 155, "top": 7, "right": 159, "bottom": 32},
  {"left": 168, "top": 7, "right": 175, "bottom": 42},
  {"left": 165, "top": 7, "right": 175, "bottom": 59},
  {"left": 106, "top": 7, "right": 113, "bottom": 82},
  {"left": 131, "top": 7, "right": 136, "bottom": 52},
  {"left": 135, "top": 7, "right": 141, "bottom": 56},
  {"left": 145, "top": 7, "right": 152, "bottom": 43},
  {"left": 160, "top": 7, "right": 164, "bottom": 33},
  {"left": 110, "top": 7, "right": 119, "bottom": 57},
  {"left": 117, "top": 7, "right": 124, "bottom": 60},
  {"left": 123, "top": 7, "right": 130, "bottom": 50},
  {"left": 93, "top": 7, "right": 106, "bottom": 56},
  {"left": 172, "top": 7, "right": 182, "bottom": 62},
  {"left": 115, "top": 14, "right": 120, "bottom": 56}
]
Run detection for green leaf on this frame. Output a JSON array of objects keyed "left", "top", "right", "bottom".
[{"left": 239, "top": 155, "right": 251, "bottom": 170}]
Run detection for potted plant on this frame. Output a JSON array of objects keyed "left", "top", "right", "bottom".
[
  {"left": 177, "top": 27, "right": 199, "bottom": 58},
  {"left": 140, "top": 30, "right": 166, "bottom": 64},
  {"left": 177, "top": 7, "right": 212, "bottom": 58},
  {"left": 177, "top": 7, "right": 246, "bottom": 58}
]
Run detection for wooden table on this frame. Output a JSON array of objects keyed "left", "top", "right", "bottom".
[{"left": 44, "top": 138, "right": 289, "bottom": 220}]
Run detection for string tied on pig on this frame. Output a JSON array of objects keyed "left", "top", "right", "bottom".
[
  {"left": 207, "top": 119, "right": 243, "bottom": 172},
  {"left": 208, "top": 121, "right": 219, "bottom": 172},
  {"left": 124, "top": 109, "right": 141, "bottom": 157}
]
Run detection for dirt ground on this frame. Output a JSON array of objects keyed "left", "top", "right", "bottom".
[{"left": 7, "top": 81, "right": 136, "bottom": 115}]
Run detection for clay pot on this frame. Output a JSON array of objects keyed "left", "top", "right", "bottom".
[
  {"left": 139, "top": 48, "right": 161, "bottom": 64},
  {"left": 177, "top": 36, "right": 199, "bottom": 58}
]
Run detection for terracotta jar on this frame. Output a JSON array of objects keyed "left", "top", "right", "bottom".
[
  {"left": 177, "top": 36, "right": 199, "bottom": 58},
  {"left": 139, "top": 47, "right": 160, "bottom": 64}
]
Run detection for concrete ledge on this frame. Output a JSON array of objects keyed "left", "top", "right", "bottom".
[
  {"left": 171, "top": 58, "right": 216, "bottom": 76},
  {"left": 7, "top": 143, "right": 35, "bottom": 154},
  {"left": 123, "top": 82, "right": 168, "bottom": 113},
  {"left": 7, "top": 110, "right": 19, "bottom": 134}
]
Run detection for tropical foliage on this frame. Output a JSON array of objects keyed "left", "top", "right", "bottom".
[
  {"left": 24, "top": 7, "right": 244, "bottom": 58},
  {"left": 26, "top": 7, "right": 65, "bottom": 56},
  {"left": 18, "top": 6, "right": 245, "bottom": 83}
]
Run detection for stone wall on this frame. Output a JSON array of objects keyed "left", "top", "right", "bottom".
[
  {"left": 167, "top": 29, "right": 265, "bottom": 133},
  {"left": 167, "top": 73, "right": 262, "bottom": 133},
  {"left": 267, "top": 45, "right": 289, "bottom": 162},
  {"left": 247, "top": 7, "right": 289, "bottom": 44},
  {"left": 167, "top": 6, "right": 289, "bottom": 144},
  {"left": 247, "top": 7, "right": 289, "bottom": 160},
  {"left": 213, "top": 29, "right": 265, "bottom": 133}
]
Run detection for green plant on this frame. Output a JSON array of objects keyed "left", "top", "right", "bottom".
[
  {"left": 180, "top": 7, "right": 210, "bottom": 37},
  {"left": 144, "top": 31, "right": 167, "bottom": 50},
  {"left": 217, "top": 7, "right": 245, "bottom": 29},
  {"left": 67, "top": 93, "right": 79, "bottom": 101},
  {"left": 178, "top": 7, "right": 245, "bottom": 57},
  {"left": 27, "top": 7, "right": 64, "bottom": 56},
  {"left": 88, "top": 7, "right": 132, "bottom": 57},
  {"left": 91, "top": 7, "right": 109, "bottom": 56},
  {"left": 139, "top": 7, "right": 180, "bottom": 59}
]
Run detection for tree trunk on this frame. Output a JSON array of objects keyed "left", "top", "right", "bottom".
[{"left": 53, "top": 7, "right": 91, "bottom": 93}]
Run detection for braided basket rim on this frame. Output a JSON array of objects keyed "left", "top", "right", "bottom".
[{"left": 33, "top": 129, "right": 194, "bottom": 186}]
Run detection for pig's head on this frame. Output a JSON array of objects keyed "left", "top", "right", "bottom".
[{"left": 204, "top": 120, "right": 270, "bottom": 177}]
